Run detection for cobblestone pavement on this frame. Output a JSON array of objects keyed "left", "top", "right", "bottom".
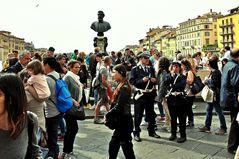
[{"left": 58, "top": 102, "right": 235, "bottom": 159}]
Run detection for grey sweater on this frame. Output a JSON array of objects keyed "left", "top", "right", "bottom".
[
  {"left": 0, "top": 112, "right": 41, "bottom": 159},
  {"left": 45, "top": 71, "right": 60, "bottom": 118},
  {"left": 63, "top": 75, "right": 81, "bottom": 102}
]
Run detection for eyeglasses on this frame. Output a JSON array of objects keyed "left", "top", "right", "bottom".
[{"left": 143, "top": 57, "right": 149, "bottom": 59}]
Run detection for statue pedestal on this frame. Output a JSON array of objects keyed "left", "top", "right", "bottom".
[{"left": 93, "top": 36, "right": 108, "bottom": 55}]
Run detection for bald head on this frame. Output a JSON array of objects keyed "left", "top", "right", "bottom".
[{"left": 230, "top": 48, "right": 239, "bottom": 59}]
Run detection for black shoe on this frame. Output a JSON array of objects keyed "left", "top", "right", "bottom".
[
  {"left": 134, "top": 135, "right": 142, "bottom": 142},
  {"left": 177, "top": 137, "right": 186, "bottom": 143},
  {"left": 186, "top": 122, "right": 194, "bottom": 128},
  {"left": 149, "top": 132, "right": 161, "bottom": 138},
  {"left": 169, "top": 135, "right": 177, "bottom": 141},
  {"left": 228, "top": 148, "right": 236, "bottom": 154}
]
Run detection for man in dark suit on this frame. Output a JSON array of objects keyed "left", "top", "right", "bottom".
[{"left": 7, "top": 52, "right": 31, "bottom": 74}]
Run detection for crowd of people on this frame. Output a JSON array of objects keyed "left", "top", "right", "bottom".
[{"left": 0, "top": 45, "right": 239, "bottom": 159}]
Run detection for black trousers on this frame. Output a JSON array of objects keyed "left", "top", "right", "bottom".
[
  {"left": 63, "top": 114, "right": 79, "bottom": 153},
  {"left": 228, "top": 106, "right": 239, "bottom": 151},
  {"left": 134, "top": 95, "right": 156, "bottom": 134},
  {"left": 109, "top": 133, "right": 135, "bottom": 159},
  {"left": 186, "top": 96, "right": 195, "bottom": 124},
  {"left": 45, "top": 114, "right": 61, "bottom": 159},
  {"left": 167, "top": 96, "right": 187, "bottom": 137}
]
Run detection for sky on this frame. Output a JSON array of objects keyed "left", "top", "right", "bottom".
[{"left": 0, "top": 0, "right": 238, "bottom": 53}]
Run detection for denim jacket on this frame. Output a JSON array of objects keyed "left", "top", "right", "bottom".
[{"left": 220, "top": 59, "right": 239, "bottom": 108}]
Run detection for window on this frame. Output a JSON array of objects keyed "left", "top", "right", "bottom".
[
  {"left": 214, "top": 25, "right": 217, "bottom": 29},
  {"left": 214, "top": 32, "right": 217, "bottom": 36},
  {"left": 205, "top": 39, "right": 210, "bottom": 45},
  {"left": 205, "top": 25, "right": 209, "bottom": 29},
  {"left": 205, "top": 32, "right": 210, "bottom": 36}
]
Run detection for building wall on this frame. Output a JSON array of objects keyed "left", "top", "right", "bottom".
[
  {"left": 217, "top": 12, "right": 239, "bottom": 49},
  {"left": 0, "top": 31, "right": 25, "bottom": 61},
  {"left": 177, "top": 11, "right": 221, "bottom": 56}
]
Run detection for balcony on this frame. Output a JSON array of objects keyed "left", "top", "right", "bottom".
[
  {"left": 220, "top": 39, "right": 234, "bottom": 44},
  {"left": 219, "top": 23, "right": 234, "bottom": 28},
  {"left": 220, "top": 31, "right": 234, "bottom": 36}
]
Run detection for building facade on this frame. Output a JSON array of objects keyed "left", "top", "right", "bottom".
[
  {"left": 161, "top": 32, "right": 176, "bottom": 59},
  {"left": 217, "top": 6, "right": 239, "bottom": 49},
  {"left": 176, "top": 10, "right": 222, "bottom": 56},
  {"left": 0, "top": 31, "right": 25, "bottom": 61}
]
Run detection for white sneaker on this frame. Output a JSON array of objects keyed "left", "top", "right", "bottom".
[
  {"left": 100, "top": 106, "right": 106, "bottom": 112},
  {"left": 140, "top": 121, "right": 148, "bottom": 126},
  {"left": 160, "top": 125, "right": 170, "bottom": 132},
  {"left": 192, "top": 104, "right": 197, "bottom": 109},
  {"left": 89, "top": 105, "right": 96, "bottom": 110},
  {"left": 60, "top": 152, "right": 72, "bottom": 159}
]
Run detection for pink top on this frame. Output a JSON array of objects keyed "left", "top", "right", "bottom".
[{"left": 27, "top": 74, "right": 51, "bottom": 99}]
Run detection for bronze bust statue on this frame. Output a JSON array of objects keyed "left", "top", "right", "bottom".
[{"left": 91, "top": 10, "right": 111, "bottom": 36}]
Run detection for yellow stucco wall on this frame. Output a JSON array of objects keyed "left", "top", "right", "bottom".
[{"left": 217, "top": 12, "right": 239, "bottom": 49}]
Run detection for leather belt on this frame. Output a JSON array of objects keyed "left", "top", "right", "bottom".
[
  {"left": 170, "top": 92, "right": 184, "bottom": 96},
  {"left": 135, "top": 87, "right": 154, "bottom": 93}
]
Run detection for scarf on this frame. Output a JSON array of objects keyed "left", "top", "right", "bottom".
[
  {"left": 64, "top": 71, "right": 83, "bottom": 102},
  {"left": 111, "top": 80, "right": 128, "bottom": 104}
]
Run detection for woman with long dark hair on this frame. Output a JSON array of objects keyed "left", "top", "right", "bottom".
[
  {"left": 0, "top": 73, "right": 40, "bottom": 158},
  {"left": 198, "top": 55, "right": 227, "bottom": 135},
  {"left": 181, "top": 59, "right": 195, "bottom": 127},
  {"left": 156, "top": 57, "right": 170, "bottom": 130},
  {"left": 105, "top": 64, "right": 135, "bottom": 159}
]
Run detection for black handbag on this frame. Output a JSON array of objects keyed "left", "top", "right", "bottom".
[
  {"left": 191, "top": 75, "right": 205, "bottom": 94},
  {"left": 66, "top": 105, "right": 85, "bottom": 120},
  {"left": 104, "top": 104, "right": 119, "bottom": 130},
  {"left": 104, "top": 113, "right": 119, "bottom": 130}
]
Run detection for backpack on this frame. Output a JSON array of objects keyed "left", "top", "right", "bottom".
[
  {"left": 91, "top": 67, "right": 103, "bottom": 89},
  {"left": 48, "top": 74, "right": 73, "bottom": 113}
]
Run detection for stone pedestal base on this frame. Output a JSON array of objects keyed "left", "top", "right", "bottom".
[{"left": 93, "top": 36, "right": 108, "bottom": 55}]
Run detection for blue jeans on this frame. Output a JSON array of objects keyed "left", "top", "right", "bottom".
[
  {"left": 94, "top": 88, "right": 99, "bottom": 105},
  {"left": 205, "top": 101, "right": 227, "bottom": 130}
]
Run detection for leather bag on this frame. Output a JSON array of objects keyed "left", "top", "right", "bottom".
[
  {"left": 191, "top": 75, "right": 204, "bottom": 94},
  {"left": 201, "top": 85, "right": 214, "bottom": 103},
  {"left": 66, "top": 105, "right": 85, "bottom": 120}
]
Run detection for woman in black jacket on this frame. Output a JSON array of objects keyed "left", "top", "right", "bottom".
[
  {"left": 156, "top": 57, "right": 170, "bottom": 129},
  {"left": 105, "top": 64, "right": 135, "bottom": 159},
  {"left": 198, "top": 55, "right": 227, "bottom": 135}
]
